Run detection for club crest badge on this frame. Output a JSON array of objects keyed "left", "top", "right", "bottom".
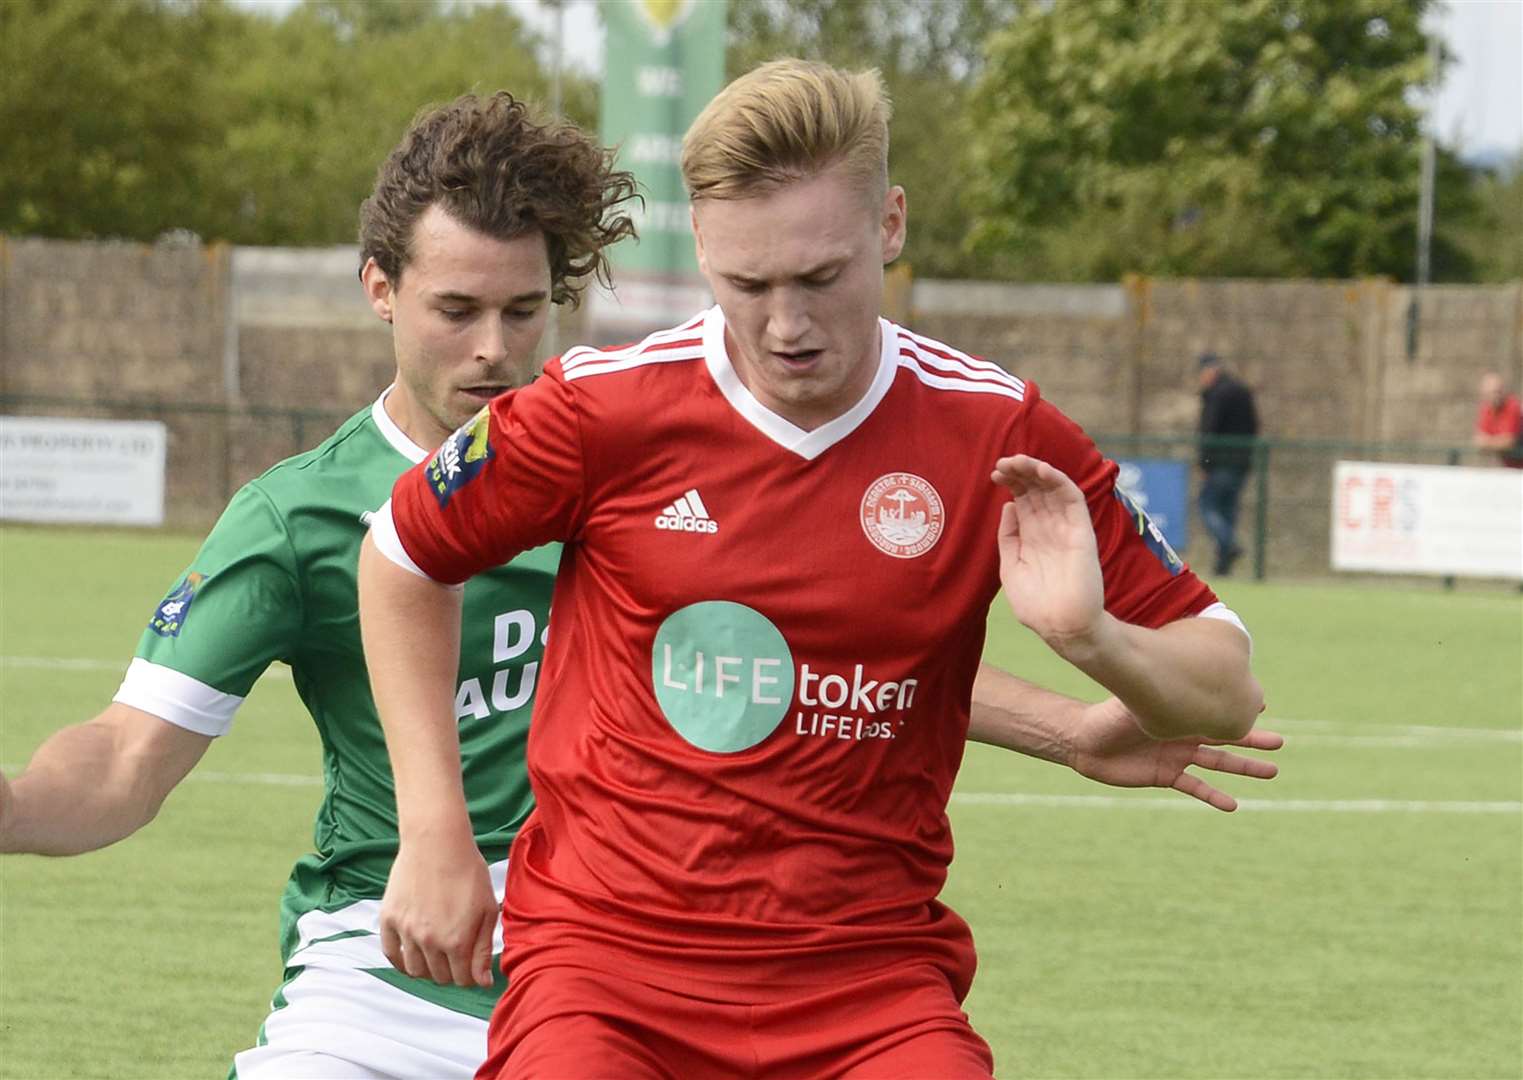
[
  {"left": 427, "top": 406, "right": 494, "bottom": 509},
  {"left": 149, "top": 572, "right": 205, "bottom": 637},
  {"left": 860, "top": 473, "right": 945, "bottom": 559}
]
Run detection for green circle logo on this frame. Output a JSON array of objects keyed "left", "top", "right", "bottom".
[{"left": 651, "top": 601, "right": 795, "bottom": 753}]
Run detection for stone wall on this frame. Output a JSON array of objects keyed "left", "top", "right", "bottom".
[
  {"left": 0, "top": 237, "right": 595, "bottom": 524},
  {"left": 907, "top": 276, "right": 1523, "bottom": 447},
  {"left": 3, "top": 236, "right": 1519, "bottom": 572},
  {"left": 905, "top": 275, "right": 1523, "bottom": 575}
]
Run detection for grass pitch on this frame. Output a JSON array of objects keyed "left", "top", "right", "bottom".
[{"left": 2, "top": 525, "right": 1520, "bottom": 1079}]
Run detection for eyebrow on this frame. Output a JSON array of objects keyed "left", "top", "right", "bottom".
[
  {"left": 429, "top": 288, "right": 550, "bottom": 305},
  {"left": 727, "top": 257, "right": 847, "bottom": 288}
]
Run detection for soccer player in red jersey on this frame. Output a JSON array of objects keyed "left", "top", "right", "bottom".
[{"left": 358, "top": 59, "right": 1268, "bottom": 1078}]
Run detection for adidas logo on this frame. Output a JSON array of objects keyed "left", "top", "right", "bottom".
[{"left": 654, "top": 488, "right": 719, "bottom": 534}]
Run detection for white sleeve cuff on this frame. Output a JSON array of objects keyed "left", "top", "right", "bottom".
[
  {"left": 1195, "top": 601, "right": 1252, "bottom": 654},
  {"left": 368, "top": 499, "right": 456, "bottom": 586},
  {"left": 113, "top": 658, "right": 243, "bottom": 737}
]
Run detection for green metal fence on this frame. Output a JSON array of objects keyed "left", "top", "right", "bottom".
[
  {"left": 3, "top": 395, "right": 1504, "bottom": 581},
  {"left": 1096, "top": 433, "right": 1496, "bottom": 582}
]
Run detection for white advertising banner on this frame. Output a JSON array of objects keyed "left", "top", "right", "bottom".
[
  {"left": 0, "top": 416, "right": 167, "bottom": 526},
  {"left": 1331, "top": 461, "right": 1523, "bottom": 579}
]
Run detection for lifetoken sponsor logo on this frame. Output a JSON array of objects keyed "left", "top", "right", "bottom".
[
  {"left": 860, "top": 472, "right": 944, "bottom": 558},
  {"left": 651, "top": 601, "right": 918, "bottom": 752},
  {"left": 792, "top": 662, "right": 915, "bottom": 742},
  {"left": 654, "top": 487, "right": 719, "bottom": 534},
  {"left": 652, "top": 601, "right": 792, "bottom": 752}
]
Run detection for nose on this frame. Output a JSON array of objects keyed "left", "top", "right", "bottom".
[
  {"left": 766, "top": 286, "right": 810, "bottom": 346},
  {"left": 474, "top": 316, "right": 510, "bottom": 366}
]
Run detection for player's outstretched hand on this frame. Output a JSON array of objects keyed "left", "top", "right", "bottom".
[
  {"left": 379, "top": 834, "right": 497, "bottom": 988},
  {"left": 991, "top": 455, "right": 1104, "bottom": 646},
  {"left": 1071, "top": 696, "right": 1282, "bottom": 812}
]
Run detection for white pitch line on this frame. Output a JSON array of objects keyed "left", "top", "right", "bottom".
[
  {"left": 1, "top": 655, "right": 292, "bottom": 680},
  {"left": 7, "top": 659, "right": 1510, "bottom": 742},
  {"left": 193, "top": 770, "right": 321, "bottom": 787},
  {"left": 2, "top": 762, "right": 1511, "bottom": 814},
  {"left": 1, "top": 656, "right": 125, "bottom": 672},
  {"left": 951, "top": 793, "right": 1522, "bottom": 813},
  {"left": 4, "top": 657, "right": 1519, "bottom": 758},
  {"left": 1268, "top": 719, "right": 1522, "bottom": 742},
  {"left": 1285, "top": 734, "right": 1523, "bottom": 747}
]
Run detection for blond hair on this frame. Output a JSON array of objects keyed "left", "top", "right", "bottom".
[{"left": 681, "top": 59, "right": 892, "bottom": 202}]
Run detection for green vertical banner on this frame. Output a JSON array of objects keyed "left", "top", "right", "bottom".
[{"left": 596, "top": 0, "right": 727, "bottom": 331}]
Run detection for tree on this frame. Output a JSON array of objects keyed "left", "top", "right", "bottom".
[
  {"left": 967, "top": 0, "right": 1481, "bottom": 281},
  {"left": 1458, "top": 155, "right": 1523, "bottom": 282},
  {"left": 0, "top": 0, "right": 237, "bottom": 240},
  {"left": 726, "top": 0, "right": 1019, "bottom": 279},
  {"left": 0, "top": 0, "right": 589, "bottom": 246},
  {"left": 199, "top": 0, "right": 578, "bottom": 246}
]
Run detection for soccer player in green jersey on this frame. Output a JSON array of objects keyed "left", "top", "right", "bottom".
[
  {"left": 0, "top": 92, "right": 638, "bottom": 1078},
  {"left": 1, "top": 90, "right": 1278, "bottom": 1080}
]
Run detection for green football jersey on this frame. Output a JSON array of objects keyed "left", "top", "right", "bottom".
[{"left": 116, "top": 393, "right": 555, "bottom": 1004}]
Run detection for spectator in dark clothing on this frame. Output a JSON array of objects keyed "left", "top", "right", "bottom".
[{"left": 1197, "top": 353, "right": 1259, "bottom": 575}]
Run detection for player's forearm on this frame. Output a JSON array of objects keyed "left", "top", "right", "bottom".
[
  {"left": 1047, "top": 615, "right": 1262, "bottom": 741},
  {"left": 2, "top": 723, "right": 176, "bottom": 854},
  {"left": 357, "top": 536, "right": 474, "bottom": 846},
  {"left": 967, "top": 664, "right": 1083, "bottom": 767}
]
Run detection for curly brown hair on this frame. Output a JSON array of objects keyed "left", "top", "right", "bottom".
[{"left": 359, "top": 92, "right": 638, "bottom": 308}]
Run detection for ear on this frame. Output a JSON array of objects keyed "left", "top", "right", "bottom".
[
  {"left": 360, "top": 257, "right": 395, "bottom": 324},
  {"left": 880, "top": 185, "right": 907, "bottom": 264},
  {"left": 690, "top": 205, "right": 709, "bottom": 276}
]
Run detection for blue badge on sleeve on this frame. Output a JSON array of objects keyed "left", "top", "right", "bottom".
[
  {"left": 149, "top": 572, "right": 205, "bottom": 637},
  {"left": 1113, "top": 486, "right": 1183, "bottom": 576},
  {"left": 427, "top": 407, "right": 495, "bottom": 509}
]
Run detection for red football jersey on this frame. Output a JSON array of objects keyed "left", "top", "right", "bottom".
[
  {"left": 1476, "top": 394, "right": 1522, "bottom": 441},
  {"left": 378, "top": 307, "right": 1218, "bottom": 1002}
]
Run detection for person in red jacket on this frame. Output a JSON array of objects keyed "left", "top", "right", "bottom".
[{"left": 1473, "top": 371, "right": 1523, "bottom": 469}]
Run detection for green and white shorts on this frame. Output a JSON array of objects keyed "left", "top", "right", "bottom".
[{"left": 231, "top": 860, "right": 507, "bottom": 1080}]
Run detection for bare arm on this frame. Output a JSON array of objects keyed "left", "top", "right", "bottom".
[
  {"left": 357, "top": 532, "right": 496, "bottom": 989},
  {"left": 0, "top": 703, "right": 211, "bottom": 855},
  {"left": 968, "top": 663, "right": 1281, "bottom": 811},
  {"left": 1053, "top": 612, "right": 1259, "bottom": 740},
  {"left": 966, "top": 665, "right": 1084, "bottom": 766},
  {"left": 992, "top": 454, "right": 1264, "bottom": 741}
]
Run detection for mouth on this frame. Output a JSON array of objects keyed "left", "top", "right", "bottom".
[
  {"left": 772, "top": 349, "right": 823, "bottom": 372},
  {"left": 459, "top": 384, "right": 510, "bottom": 403}
]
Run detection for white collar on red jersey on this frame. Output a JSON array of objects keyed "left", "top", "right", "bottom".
[{"left": 702, "top": 306, "right": 900, "bottom": 461}]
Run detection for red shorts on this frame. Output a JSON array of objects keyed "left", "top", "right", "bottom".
[{"left": 478, "top": 962, "right": 994, "bottom": 1079}]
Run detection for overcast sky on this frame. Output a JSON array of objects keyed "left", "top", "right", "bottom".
[
  {"left": 241, "top": 0, "right": 1522, "bottom": 156},
  {"left": 1426, "top": 0, "right": 1522, "bottom": 156}
]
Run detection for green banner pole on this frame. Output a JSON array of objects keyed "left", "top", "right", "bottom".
[{"left": 596, "top": 0, "right": 728, "bottom": 333}]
